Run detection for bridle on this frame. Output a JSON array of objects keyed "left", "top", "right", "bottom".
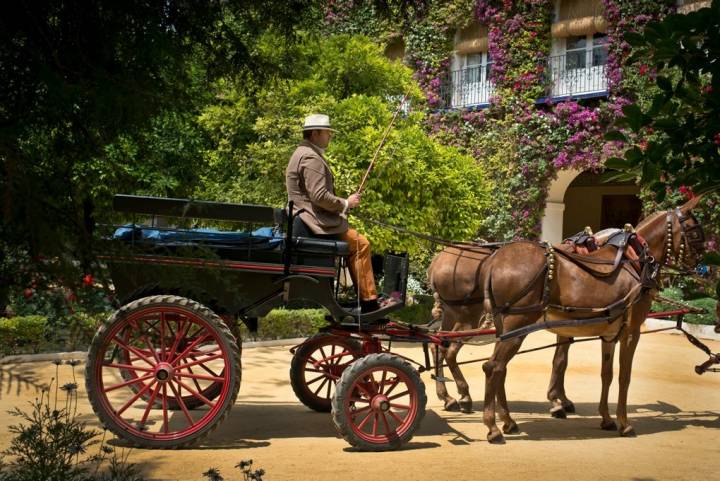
[{"left": 662, "top": 208, "right": 705, "bottom": 267}]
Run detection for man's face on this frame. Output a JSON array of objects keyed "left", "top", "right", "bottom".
[{"left": 311, "top": 129, "right": 332, "bottom": 149}]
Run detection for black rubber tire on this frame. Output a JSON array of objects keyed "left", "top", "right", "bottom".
[
  {"left": 290, "top": 333, "right": 362, "bottom": 412},
  {"left": 85, "top": 295, "right": 241, "bottom": 449},
  {"left": 332, "top": 353, "right": 426, "bottom": 451}
]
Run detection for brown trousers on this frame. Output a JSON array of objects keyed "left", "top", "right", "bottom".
[{"left": 339, "top": 228, "right": 378, "bottom": 301}]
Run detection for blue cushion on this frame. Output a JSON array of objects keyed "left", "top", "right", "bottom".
[{"left": 112, "top": 224, "right": 283, "bottom": 248}]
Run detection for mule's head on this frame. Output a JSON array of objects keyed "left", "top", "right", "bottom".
[{"left": 664, "top": 195, "right": 706, "bottom": 267}]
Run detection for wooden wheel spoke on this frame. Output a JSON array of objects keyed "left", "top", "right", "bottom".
[
  {"left": 356, "top": 410, "right": 374, "bottom": 430},
  {"left": 104, "top": 373, "right": 155, "bottom": 393},
  {"left": 113, "top": 336, "right": 155, "bottom": 367},
  {"left": 174, "top": 379, "right": 216, "bottom": 408},
  {"left": 174, "top": 353, "right": 224, "bottom": 370},
  {"left": 351, "top": 405, "right": 372, "bottom": 417},
  {"left": 313, "top": 377, "right": 329, "bottom": 396},
  {"left": 306, "top": 373, "right": 327, "bottom": 386},
  {"left": 325, "top": 374, "right": 332, "bottom": 399},
  {"left": 383, "top": 378, "right": 401, "bottom": 398},
  {"left": 159, "top": 313, "right": 167, "bottom": 361},
  {"left": 379, "top": 369, "right": 388, "bottom": 394},
  {"left": 175, "top": 371, "right": 225, "bottom": 383},
  {"left": 169, "top": 381, "right": 195, "bottom": 427},
  {"left": 140, "top": 382, "right": 162, "bottom": 426},
  {"left": 166, "top": 319, "right": 190, "bottom": 363},
  {"left": 388, "top": 390, "right": 409, "bottom": 401},
  {"left": 102, "top": 362, "right": 153, "bottom": 373},
  {"left": 387, "top": 409, "right": 405, "bottom": 425},
  {"left": 161, "top": 385, "right": 169, "bottom": 434},
  {"left": 117, "top": 379, "right": 157, "bottom": 416},
  {"left": 348, "top": 397, "right": 370, "bottom": 404},
  {"left": 379, "top": 411, "right": 393, "bottom": 435},
  {"left": 372, "top": 413, "right": 379, "bottom": 436},
  {"left": 186, "top": 365, "right": 204, "bottom": 394},
  {"left": 389, "top": 403, "right": 410, "bottom": 410},
  {"left": 171, "top": 334, "right": 210, "bottom": 365}
]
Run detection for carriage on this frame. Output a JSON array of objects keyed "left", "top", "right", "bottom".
[{"left": 86, "top": 194, "right": 718, "bottom": 451}]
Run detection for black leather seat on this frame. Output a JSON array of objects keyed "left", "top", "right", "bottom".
[{"left": 291, "top": 216, "right": 349, "bottom": 256}]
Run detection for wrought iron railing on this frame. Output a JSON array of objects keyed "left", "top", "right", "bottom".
[
  {"left": 438, "top": 53, "right": 608, "bottom": 109},
  {"left": 438, "top": 65, "right": 493, "bottom": 109}
]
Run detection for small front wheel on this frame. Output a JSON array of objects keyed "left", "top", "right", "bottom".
[
  {"left": 290, "top": 333, "right": 362, "bottom": 412},
  {"left": 332, "top": 353, "right": 426, "bottom": 451}
]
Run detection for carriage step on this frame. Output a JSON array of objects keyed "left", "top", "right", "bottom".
[{"left": 430, "top": 374, "right": 454, "bottom": 383}]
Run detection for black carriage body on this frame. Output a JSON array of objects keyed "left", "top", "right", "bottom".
[{"left": 103, "top": 195, "right": 407, "bottom": 323}]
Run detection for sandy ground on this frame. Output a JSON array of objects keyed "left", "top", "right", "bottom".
[{"left": 0, "top": 330, "right": 718, "bottom": 481}]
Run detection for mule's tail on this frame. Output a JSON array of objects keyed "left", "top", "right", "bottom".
[
  {"left": 483, "top": 262, "right": 495, "bottom": 321},
  {"left": 431, "top": 292, "right": 443, "bottom": 321}
]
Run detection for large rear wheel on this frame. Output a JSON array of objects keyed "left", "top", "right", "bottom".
[{"left": 86, "top": 295, "right": 240, "bottom": 448}]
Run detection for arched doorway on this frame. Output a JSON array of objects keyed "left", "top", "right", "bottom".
[
  {"left": 540, "top": 168, "right": 641, "bottom": 243},
  {"left": 562, "top": 170, "right": 641, "bottom": 238}
]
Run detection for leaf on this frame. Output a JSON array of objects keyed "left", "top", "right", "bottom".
[
  {"left": 604, "top": 130, "right": 627, "bottom": 142},
  {"left": 656, "top": 76, "right": 673, "bottom": 93},
  {"left": 603, "top": 156, "right": 632, "bottom": 170}
]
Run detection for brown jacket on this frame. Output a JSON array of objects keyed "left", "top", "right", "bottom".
[{"left": 286, "top": 140, "right": 348, "bottom": 235}]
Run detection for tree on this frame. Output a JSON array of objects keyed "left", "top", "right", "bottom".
[
  {"left": 605, "top": 0, "right": 720, "bottom": 200},
  {"left": 198, "top": 35, "right": 490, "bottom": 256},
  {"left": 0, "top": 1, "right": 323, "bottom": 306}
]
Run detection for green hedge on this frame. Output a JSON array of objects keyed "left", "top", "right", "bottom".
[
  {"left": 0, "top": 313, "right": 107, "bottom": 356},
  {"left": 653, "top": 287, "right": 717, "bottom": 326}
]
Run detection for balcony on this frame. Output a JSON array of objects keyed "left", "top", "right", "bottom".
[
  {"left": 439, "top": 53, "right": 608, "bottom": 109},
  {"left": 439, "top": 65, "right": 493, "bottom": 109}
]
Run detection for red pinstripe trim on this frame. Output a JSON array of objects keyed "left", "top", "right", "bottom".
[{"left": 97, "top": 255, "right": 336, "bottom": 277}]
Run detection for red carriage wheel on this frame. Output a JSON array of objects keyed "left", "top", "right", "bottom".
[
  {"left": 117, "top": 316, "right": 240, "bottom": 411},
  {"left": 331, "top": 353, "right": 426, "bottom": 451},
  {"left": 290, "top": 333, "right": 362, "bottom": 412},
  {"left": 85, "top": 295, "right": 241, "bottom": 448}
]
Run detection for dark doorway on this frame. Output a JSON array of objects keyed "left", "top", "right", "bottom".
[{"left": 600, "top": 194, "right": 643, "bottom": 230}]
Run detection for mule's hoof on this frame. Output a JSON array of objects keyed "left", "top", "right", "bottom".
[
  {"left": 444, "top": 399, "right": 460, "bottom": 412},
  {"left": 459, "top": 401, "right": 473, "bottom": 414},
  {"left": 503, "top": 421, "right": 519, "bottom": 435},
  {"left": 619, "top": 425, "right": 636, "bottom": 437},
  {"left": 600, "top": 420, "right": 617, "bottom": 431},
  {"left": 550, "top": 406, "right": 566, "bottom": 419},
  {"left": 487, "top": 431, "right": 506, "bottom": 444},
  {"left": 562, "top": 401, "right": 576, "bottom": 414}
]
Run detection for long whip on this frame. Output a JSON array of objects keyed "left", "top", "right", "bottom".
[{"left": 356, "top": 89, "right": 411, "bottom": 194}]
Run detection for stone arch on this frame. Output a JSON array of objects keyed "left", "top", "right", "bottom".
[{"left": 540, "top": 168, "right": 582, "bottom": 244}]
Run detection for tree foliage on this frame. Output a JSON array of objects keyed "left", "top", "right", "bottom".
[
  {"left": 605, "top": 0, "right": 720, "bottom": 200},
  {"left": 198, "top": 35, "right": 490, "bottom": 256}
]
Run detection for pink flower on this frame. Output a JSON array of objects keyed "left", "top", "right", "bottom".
[
  {"left": 83, "top": 274, "right": 94, "bottom": 286},
  {"left": 638, "top": 64, "right": 649, "bottom": 76},
  {"left": 678, "top": 185, "right": 694, "bottom": 199}
]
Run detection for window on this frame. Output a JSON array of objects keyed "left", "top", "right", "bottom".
[
  {"left": 461, "top": 52, "right": 492, "bottom": 82},
  {"left": 565, "top": 33, "right": 608, "bottom": 69}
]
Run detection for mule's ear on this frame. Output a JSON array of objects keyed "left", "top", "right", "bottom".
[{"left": 680, "top": 193, "right": 704, "bottom": 212}]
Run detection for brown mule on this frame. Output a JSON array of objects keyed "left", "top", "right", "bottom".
[
  {"left": 427, "top": 245, "right": 495, "bottom": 412},
  {"left": 479, "top": 197, "right": 705, "bottom": 443}
]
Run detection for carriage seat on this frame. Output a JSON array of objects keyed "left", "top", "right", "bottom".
[{"left": 290, "top": 215, "right": 349, "bottom": 256}]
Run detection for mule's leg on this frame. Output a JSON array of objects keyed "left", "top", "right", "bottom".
[
  {"left": 483, "top": 336, "right": 523, "bottom": 444},
  {"left": 599, "top": 339, "right": 617, "bottom": 430},
  {"left": 616, "top": 326, "right": 641, "bottom": 436},
  {"left": 431, "top": 344, "right": 459, "bottom": 411},
  {"left": 547, "top": 335, "right": 575, "bottom": 418},
  {"left": 495, "top": 368, "right": 519, "bottom": 434},
  {"left": 445, "top": 341, "right": 472, "bottom": 413}
]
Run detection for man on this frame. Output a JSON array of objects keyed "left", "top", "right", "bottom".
[{"left": 286, "top": 113, "right": 383, "bottom": 313}]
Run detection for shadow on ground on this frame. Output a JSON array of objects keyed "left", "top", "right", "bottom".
[
  {"left": 106, "top": 402, "right": 450, "bottom": 450},
  {"left": 439, "top": 400, "right": 720, "bottom": 442}
]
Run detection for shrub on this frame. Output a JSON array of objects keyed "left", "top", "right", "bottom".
[{"left": 653, "top": 287, "right": 718, "bottom": 326}]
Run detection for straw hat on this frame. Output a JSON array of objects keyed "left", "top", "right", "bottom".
[{"left": 302, "top": 114, "right": 336, "bottom": 132}]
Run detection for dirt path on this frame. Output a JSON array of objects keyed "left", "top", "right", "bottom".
[{"left": 1, "top": 330, "right": 718, "bottom": 481}]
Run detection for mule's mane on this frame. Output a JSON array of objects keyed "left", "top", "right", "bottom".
[{"left": 636, "top": 210, "right": 665, "bottom": 230}]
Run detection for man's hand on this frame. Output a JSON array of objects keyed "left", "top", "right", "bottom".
[{"left": 347, "top": 193, "right": 361, "bottom": 209}]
